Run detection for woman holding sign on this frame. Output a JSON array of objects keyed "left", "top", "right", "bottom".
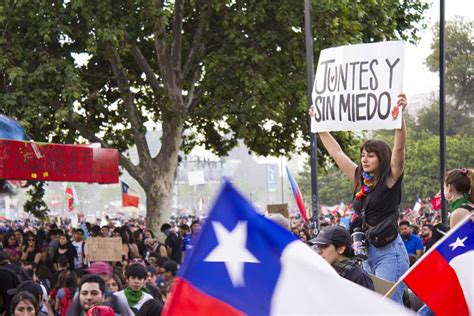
[{"left": 310, "top": 93, "right": 409, "bottom": 304}]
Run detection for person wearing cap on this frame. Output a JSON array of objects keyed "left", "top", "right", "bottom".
[
  {"left": 312, "top": 226, "right": 375, "bottom": 290},
  {"left": 7, "top": 280, "right": 46, "bottom": 315}
]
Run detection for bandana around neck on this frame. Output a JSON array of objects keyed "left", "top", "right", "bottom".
[
  {"left": 449, "top": 194, "right": 470, "bottom": 212},
  {"left": 355, "top": 172, "right": 375, "bottom": 201}
]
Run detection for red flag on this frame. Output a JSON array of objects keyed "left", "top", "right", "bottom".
[
  {"left": 122, "top": 181, "right": 139, "bottom": 207},
  {"left": 65, "top": 183, "right": 78, "bottom": 212},
  {"left": 431, "top": 191, "right": 442, "bottom": 211}
]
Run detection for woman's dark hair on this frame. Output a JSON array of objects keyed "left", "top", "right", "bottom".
[
  {"left": 23, "top": 233, "right": 41, "bottom": 252},
  {"left": 125, "top": 263, "right": 148, "bottom": 279},
  {"left": 3, "top": 232, "right": 18, "bottom": 248},
  {"left": 10, "top": 291, "right": 39, "bottom": 314},
  {"left": 64, "top": 271, "right": 78, "bottom": 294},
  {"left": 55, "top": 270, "right": 70, "bottom": 288},
  {"left": 135, "top": 298, "right": 163, "bottom": 316},
  {"left": 354, "top": 139, "right": 392, "bottom": 194},
  {"left": 332, "top": 241, "right": 353, "bottom": 258},
  {"left": 445, "top": 168, "right": 474, "bottom": 203},
  {"left": 108, "top": 273, "right": 124, "bottom": 291}
]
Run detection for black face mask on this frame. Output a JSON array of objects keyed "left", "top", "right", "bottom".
[{"left": 25, "top": 269, "right": 34, "bottom": 279}]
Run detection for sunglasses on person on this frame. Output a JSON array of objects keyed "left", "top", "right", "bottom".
[{"left": 28, "top": 239, "right": 35, "bottom": 242}]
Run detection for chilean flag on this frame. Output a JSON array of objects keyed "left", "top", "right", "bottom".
[
  {"left": 163, "top": 181, "right": 411, "bottom": 315},
  {"left": 403, "top": 216, "right": 474, "bottom": 316},
  {"left": 413, "top": 195, "right": 423, "bottom": 213},
  {"left": 285, "top": 166, "right": 309, "bottom": 224},
  {"left": 121, "top": 181, "right": 139, "bottom": 207}
]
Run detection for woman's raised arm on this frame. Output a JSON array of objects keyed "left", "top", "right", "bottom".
[
  {"left": 310, "top": 106, "right": 357, "bottom": 183},
  {"left": 389, "top": 93, "right": 408, "bottom": 187}
]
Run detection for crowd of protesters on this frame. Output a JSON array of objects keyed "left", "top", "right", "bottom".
[
  {"left": 0, "top": 216, "right": 201, "bottom": 316},
  {"left": 1, "top": 165, "right": 472, "bottom": 315}
]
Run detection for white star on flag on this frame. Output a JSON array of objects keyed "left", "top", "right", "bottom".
[
  {"left": 204, "top": 221, "right": 260, "bottom": 287},
  {"left": 449, "top": 236, "right": 468, "bottom": 251}
]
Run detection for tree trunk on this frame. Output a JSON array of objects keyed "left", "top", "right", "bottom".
[{"left": 145, "top": 117, "right": 184, "bottom": 235}]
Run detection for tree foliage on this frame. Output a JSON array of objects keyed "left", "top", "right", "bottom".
[
  {"left": 425, "top": 17, "right": 473, "bottom": 112},
  {"left": 0, "top": 0, "right": 428, "bottom": 225}
]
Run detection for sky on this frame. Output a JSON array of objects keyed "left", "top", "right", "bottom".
[{"left": 404, "top": 0, "right": 474, "bottom": 97}]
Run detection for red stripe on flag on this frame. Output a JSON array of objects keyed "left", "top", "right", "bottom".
[
  {"left": 404, "top": 250, "right": 470, "bottom": 316},
  {"left": 295, "top": 192, "right": 308, "bottom": 223},
  {"left": 163, "top": 277, "right": 244, "bottom": 316}
]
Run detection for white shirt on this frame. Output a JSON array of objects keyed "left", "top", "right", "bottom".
[
  {"left": 72, "top": 240, "right": 87, "bottom": 269},
  {"left": 114, "top": 289, "right": 153, "bottom": 315}
]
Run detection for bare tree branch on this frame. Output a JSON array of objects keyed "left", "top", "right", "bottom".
[
  {"left": 187, "top": 87, "right": 205, "bottom": 112},
  {"left": 109, "top": 50, "right": 152, "bottom": 168},
  {"left": 130, "top": 43, "right": 162, "bottom": 97},
  {"left": 171, "top": 0, "right": 184, "bottom": 75}
]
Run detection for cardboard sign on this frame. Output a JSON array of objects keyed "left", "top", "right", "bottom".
[
  {"left": 86, "top": 237, "right": 123, "bottom": 262},
  {"left": 0, "top": 139, "right": 119, "bottom": 183},
  {"left": 370, "top": 274, "right": 395, "bottom": 298},
  {"left": 311, "top": 41, "right": 405, "bottom": 132},
  {"left": 267, "top": 203, "right": 289, "bottom": 218}
]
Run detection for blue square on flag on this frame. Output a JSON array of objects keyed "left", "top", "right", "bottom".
[{"left": 163, "top": 181, "right": 409, "bottom": 315}]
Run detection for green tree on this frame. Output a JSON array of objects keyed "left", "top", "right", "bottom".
[
  {"left": 0, "top": 0, "right": 428, "bottom": 232},
  {"left": 298, "top": 162, "right": 353, "bottom": 206},
  {"left": 425, "top": 17, "right": 473, "bottom": 111}
]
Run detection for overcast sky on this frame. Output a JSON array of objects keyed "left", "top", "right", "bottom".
[{"left": 404, "top": 0, "right": 473, "bottom": 97}]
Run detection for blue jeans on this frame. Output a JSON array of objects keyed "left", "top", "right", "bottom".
[
  {"left": 363, "top": 234, "right": 409, "bottom": 304},
  {"left": 418, "top": 304, "right": 435, "bottom": 316}
]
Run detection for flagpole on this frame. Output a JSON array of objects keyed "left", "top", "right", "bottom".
[
  {"left": 304, "top": 0, "right": 320, "bottom": 236},
  {"left": 383, "top": 214, "right": 472, "bottom": 298},
  {"left": 439, "top": 0, "right": 447, "bottom": 224}
]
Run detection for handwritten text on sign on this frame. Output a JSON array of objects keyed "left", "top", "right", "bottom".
[
  {"left": 311, "top": 41, "right": 405, "bottom": 132},
  {"left": 87, "top": 237, "right": 123, "bottom": 262}
]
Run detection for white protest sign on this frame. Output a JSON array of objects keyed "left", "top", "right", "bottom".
[{"left": 311, "top": 41, "right": 405, "bottom": 132}]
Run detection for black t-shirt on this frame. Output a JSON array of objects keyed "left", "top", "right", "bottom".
[{"left": 352, "top": 167, "right": 403, "bottom": 227}]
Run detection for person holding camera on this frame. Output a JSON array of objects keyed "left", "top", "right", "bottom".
[
  {"left": 312, "top": 225, "right": 374, "bottom": 290},
  {"left": 309, "top": 93, "right": 410, "bottom": 304}
]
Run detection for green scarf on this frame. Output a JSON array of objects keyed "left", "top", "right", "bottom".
[
  {"left": 124, "top": 286, "right": 150, "bottom": 307},
  {"left": 449, "top": 194, "right": 470, "bottom": 213}
]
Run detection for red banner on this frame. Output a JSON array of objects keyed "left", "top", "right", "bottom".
[{"left": 0, "top": 139, "right": 119, "bottom": 183}]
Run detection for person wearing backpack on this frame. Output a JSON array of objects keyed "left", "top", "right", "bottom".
[{"left": 54, "top": 271, "right": 77, "bottom": 316}]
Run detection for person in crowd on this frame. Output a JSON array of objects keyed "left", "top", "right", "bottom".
[
  {"left": 309, "top": 93, "right": 409, "bottom": 304},
  {"left": 425, "top": 223, "right": 449, "bottom": 251},
  {"left": 161, "top": 224, "right": 182, "bottom": 264},
  {"left": 54, "top": 271, "right": 77, "bottom": 316},
  {"left": 21, "top": 234, "right": 42, "bottom": 265},
  {"left": 7, "top": 281, "right": 45, "bottom": 315},
  {"left": 420, "top": 224, "right": 433, "bottom": 247},
  {"left": 46, "top": 229, "right": 60, "bottom": 260},
  {"left": 68, "top": 274, "right": 107, "bottom": 316},
  {"left": 135, "top": 299, "right": 163, "bottom": 316},
  {"left": 100, "top": 226, "right": 110, "bottom": 238},
  {"left": 1, "top": 250, "right": 30, "bottom": 281},
  {"left": 114, "top": 263, "right": 153, "bottom": 315},
  {"left": 3, "top": 232, "right": 22, "bottom": 264},
  {"left": 15, "top": 230, "right": 24, "bottom": 250},
  {"left": 72, "top": 229, "right": 87, "bottom": 270},
  {"left": 445, "top": 168, "right": 474, "bottom": 228},
  {"left": 105, "top": 273, "right": 123, "bottom": 294},
  {"left": 10, "top": 292, "right": 42, "bottom": 316},
  {"left": 313, "top": 226, "right": 375, "bottom": 290},
  {"left": 399, "top": 220, "right": 423, "bottom": 263},
  {"left": 159, "top": 260, "right": 178, "bottom": 300},
  {"left": 267, "top": 214, "right": 290, "bottom": 230},
  {"left": 53, "top": 232, "right": 76, "bottom": 271},
  {"left": 410, "top": 224, "right": 420, "bottom": 236}
]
